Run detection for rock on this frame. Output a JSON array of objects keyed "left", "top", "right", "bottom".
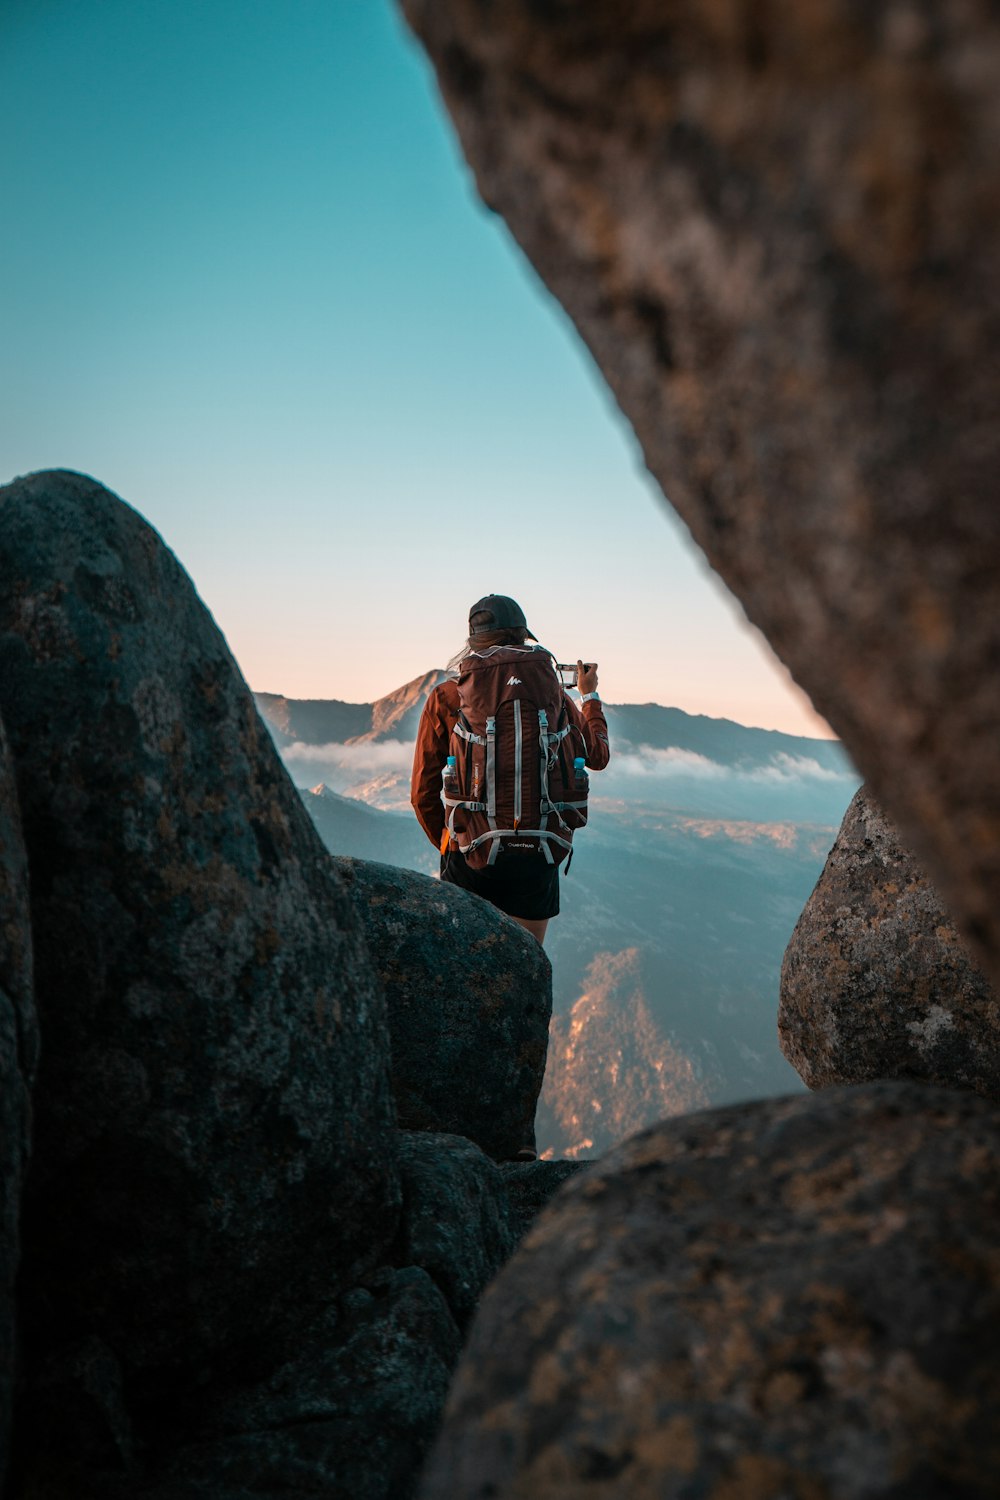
[
  {"left": 780, "top": 787, "right": 1000, "bottom": 1098},
  {"left": 15, "top": 1337, "right": 133, "bottom": 1495},
  {"left": 123, "top": 1268, "right": 461, "bottom": 1500},
  {"left": 498, "top": 1160, "right": 585, "bottom": 1243},
  {"left": 334, "top": 856, "right": 552, "bottom": 1161},
  {"left": 0, "top": 711, "right": 37, "bottom": 1494},
  {"left": 397, "top": 1132, "right": 516, "bottom": 1328},
  {"left": 0, "top": 472, "right": 399, "bottom": 1421},
  {"left": 400, "top": 0, "right": 1000, "bottom": 993},
  {"left": 420, "top": 1082, "right": 1000, "bottom": 1499}
]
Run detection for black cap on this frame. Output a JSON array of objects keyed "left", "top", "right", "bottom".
[{"left": 468, "top": 594, "right": 536, "bottom": 640}]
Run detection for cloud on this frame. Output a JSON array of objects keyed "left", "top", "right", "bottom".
[
  {"left": 276, "top": 733, "right": 857, "bottom": 823},
  {"left": 279, "top": 736, "right": 853, "bottom": 792},
  {"left": 281, "top": 738, "right": 414, "bottom": 775},
  {"left": 608, "top": 747, "right": 728, "bottom": 780},
  {"left": 749, "top": 752, "right": 850, "bottom": 784},
  {"left": 606, "top": 745, "right": 852, "bottom": 785}
]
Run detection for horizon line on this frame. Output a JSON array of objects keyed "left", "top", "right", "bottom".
[{"left": 252, "top": 678, "right": 840, "bottom": 744}]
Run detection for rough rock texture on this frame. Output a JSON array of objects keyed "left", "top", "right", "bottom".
[
  {"left": 421, "top": 1082, "right": 1000, "bottom": 1499},
  {"left": 397, "top": 1132, "right": 516, "bottom": 1328},
  {"left": 0, "top": 471, "right": 399, "bottom": 1424},
  {"left": 0, "top": 712, "right": 36, "bottom": 1493},
  {"left": 498, "top": 1160, "right": 585, "bottom": 1242},
  {"left": 781, "top": 786, "right": 999, "bottom": 1097},
  {"left": 334, "top": 856, "right": 552, "bottom": 1160},
  {"left": 401, "top": 0, "right": 1000, "bottom": 993},
  {"left": 35, "top": 1143, "right": 584, "bottom": 1499},
  {"left": 116, "top": 1269, "right": 461, "bottom": 1500}
]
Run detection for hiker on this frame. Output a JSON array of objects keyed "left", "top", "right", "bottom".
[{"left": 411, "top": 594, "right": 610, "bottom": 946}]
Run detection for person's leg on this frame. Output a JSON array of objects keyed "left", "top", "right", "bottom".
[{"left": 511, "top": 915, "right": 548, "bottom": 945}]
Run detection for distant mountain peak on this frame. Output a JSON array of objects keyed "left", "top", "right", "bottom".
[{"left": 348, "top": 668, "right": 449, "bottom": 744}]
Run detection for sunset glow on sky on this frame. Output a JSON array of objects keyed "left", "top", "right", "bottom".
[{"left": 2, "top": 0, "right": 833, "bottom": 736}]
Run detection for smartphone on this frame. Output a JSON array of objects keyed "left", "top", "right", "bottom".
[{"left": 556, "top": 663, "right": 578, "bottom": 688}]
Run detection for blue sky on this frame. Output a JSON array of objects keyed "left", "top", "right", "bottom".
[{"left": 1, "top": 0, "right": 830, "bottom": 734}]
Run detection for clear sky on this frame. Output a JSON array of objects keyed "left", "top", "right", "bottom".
[{"left": 1, "top": 0, "right": 831, "bottom": 735}]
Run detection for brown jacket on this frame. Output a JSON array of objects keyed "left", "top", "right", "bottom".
[{"left": 411, "top": 677, "right": 611, "bottom": 850}]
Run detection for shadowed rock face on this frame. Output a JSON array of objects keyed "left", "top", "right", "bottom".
[
  {"left": 51, "top": 1144, "right": 578, "bottom": 1500},
  {"left": 420, "top": 1082, "right": 1000, "bottom": 1500},
  {"left": 0, "top": 712, "right": 36, "bottom": 1493},
  {"left": 397, "top": 1132, "right": 516, "bottom": 1329},
  {"left": 780, "top": 786, "right": 999, "bottom": 1097},
  {"left": 0, "top": 471, "right": 400, "bottom": 1420},
  {"left": 400, "top": 0, "right": 1000, "bottom": 991},
  {"left": 118, "top": 1268, "right": 462, "bottom": 1500},
  {"left": 334, "top": 857, "right": 552, "bottom": 1161},
  {"left": 497, "top": 1159, "right": 584, "bottom": 1242}
]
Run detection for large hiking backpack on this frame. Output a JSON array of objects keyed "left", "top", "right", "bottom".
[{"left": 442, "top": 645, "right": 589, "bottom": 871}]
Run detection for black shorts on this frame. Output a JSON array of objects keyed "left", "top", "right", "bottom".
[{"left": 440, "top": 847, "right": 560, "bottom": 920}]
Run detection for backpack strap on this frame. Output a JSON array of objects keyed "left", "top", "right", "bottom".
[
  {"left": 513, "top": 699, "right": 523, "bottom": 829},
  {"left": 538, "top": 709, "right": 550, "bottom": 820},
  {"left": 453, "top": 721, "right": 486, "bottom": 746},
  {"left": 485, "top": 715, "right": 500, "bottom": 865},
  {"left": 460, "top": 828, "right": 572, "bottom": 861},
  {"left": 538, "top": 707, "right": 575, "bottom": 831}
]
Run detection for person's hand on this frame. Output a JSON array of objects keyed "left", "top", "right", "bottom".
[{"left": 577, "top": 660, "right": 598, "bottom": 696}]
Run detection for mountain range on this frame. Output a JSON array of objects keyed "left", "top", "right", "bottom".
[{"left": 255, "top": 673, "right": 861, "bottom": 1157}]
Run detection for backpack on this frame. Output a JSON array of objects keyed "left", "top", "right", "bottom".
[{"left": 442, "top": 645, "right": 589, "bottom": 871}]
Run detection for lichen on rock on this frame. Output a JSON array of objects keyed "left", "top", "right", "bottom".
[
  {"left": 400, "top": 0, "right": 1000, "bottom": 994},
  {"left": 420, "top": 1081, "right": 1000, "bottom": 1499},
  {"left": 780, "top": 786, "right": 1000, "bottom": 1097}
]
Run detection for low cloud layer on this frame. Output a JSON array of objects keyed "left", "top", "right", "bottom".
[
  {"left": 281, "top": 738, "right": 414, "bottom": 775},
  {"left": 277, "top": 731, "right": 857, "bottom": 829},
  {"left": 282, "top": 737, "right": 850, "bottom": 787},
  {"left": 606, "top": 745, "right": 851, "bottom": 785}
]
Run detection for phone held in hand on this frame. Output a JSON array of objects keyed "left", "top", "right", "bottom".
[{"left": 556, "top": 663, "right": 578, "bottom": 688}]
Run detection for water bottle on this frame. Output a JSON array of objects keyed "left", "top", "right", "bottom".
[
  {"left": 574, "top": 756, "right": 587, "bottom": 787},
  {"left": 443, "top": 755, "right": 457, "bottom": 787}
]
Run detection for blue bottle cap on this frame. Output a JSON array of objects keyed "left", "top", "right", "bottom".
[{"left": 446, "top": 755, "right": 457, "bottom": 767}]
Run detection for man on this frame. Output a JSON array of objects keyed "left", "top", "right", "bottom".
[{"left": 411, "top": 594, "right": 610, "bottom": 945}]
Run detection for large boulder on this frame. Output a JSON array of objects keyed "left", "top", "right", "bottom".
[
  {"left": 400, "top": 0, "right": 1000, "bottom": 994},
  {"left": 780, "top": 787, "right": 999, "bottom": 1097},
  {"left": 0, "top": 712, "right": 37, "bottom": 1494},
  {"left": 420, "top": 1082, "right": 1000, "bottom": 1499},
  {"left": 0, "top": 471, "right": 399, "bottom": 1421},
  {"left": 334, "top": 857, "right": 552, "bottom": 1160}
]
